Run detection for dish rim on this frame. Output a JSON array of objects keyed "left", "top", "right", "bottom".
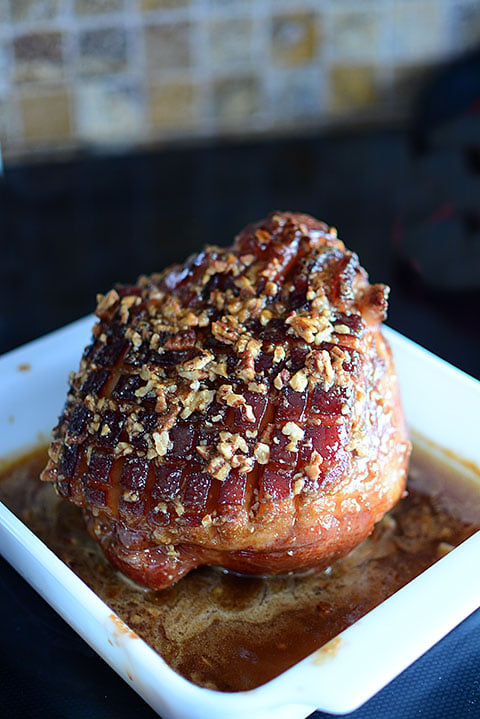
[{"left": 1, "top": 316, "right": 479, "bottom": 718}]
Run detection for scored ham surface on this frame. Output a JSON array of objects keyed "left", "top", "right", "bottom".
[{"left": 41, "top": 211, "right": 411, "bottom": 589}]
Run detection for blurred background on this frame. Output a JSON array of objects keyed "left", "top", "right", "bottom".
[{"left": 1, "top": 0, "right": 480, "bottom": 156}]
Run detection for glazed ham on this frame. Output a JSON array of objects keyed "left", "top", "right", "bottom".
[{"left": 42, "top": 212, "right": 410, "bottom": 589}]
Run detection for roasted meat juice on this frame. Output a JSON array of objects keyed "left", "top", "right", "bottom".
[{"left": 1, "top": 433, "right": 479, "bottom": 692}]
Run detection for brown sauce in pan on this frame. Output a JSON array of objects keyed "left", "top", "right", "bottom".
[{"left": 1, "top": 434, "right": 480, "bottom": 692}]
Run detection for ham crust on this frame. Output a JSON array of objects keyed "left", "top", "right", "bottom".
[{"left": 42, "top": 211, "right": 410, "bottom": 589}]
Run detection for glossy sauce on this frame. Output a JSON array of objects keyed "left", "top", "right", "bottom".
[{"left": 1, "top": 435, "right": 479, "bottom": 692}]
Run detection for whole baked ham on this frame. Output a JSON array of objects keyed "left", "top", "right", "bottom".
[{"left": 42, "top": 212, "right": 411, "bottom": 589}]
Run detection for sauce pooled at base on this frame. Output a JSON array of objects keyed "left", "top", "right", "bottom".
[{"left": 1, "top": 434, "right": 479, "bottom": 692}]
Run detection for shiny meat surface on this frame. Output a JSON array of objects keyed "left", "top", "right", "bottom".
[{"left": 41, "top": 211, "right": 411, "bottom": 589}]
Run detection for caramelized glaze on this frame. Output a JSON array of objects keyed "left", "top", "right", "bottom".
[{"left": 41, "top": 212, "right": 410, "bottom": 588}]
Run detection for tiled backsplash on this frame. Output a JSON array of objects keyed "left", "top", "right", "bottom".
[{"left": 1, "top": 0, "right": 479, "bottom": 158}]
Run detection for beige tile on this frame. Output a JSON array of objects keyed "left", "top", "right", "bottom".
[
  {"left": 1, "top": 96, "right": 23, "bottom": 147},
  {"left": 13, "top": 32, "right": 64, "bottom": 83},
  {"left": 270, "top": 67, "right": 322, "bottom": 122},
  {"left": 78, "top": 27, "right": 128, "bottom": 76},
  {"left": 20, "top": 89, "right": 72, "bottom": 142},
  {"left": 392, "top": 1, "right": 445, "bottom": 61},
  {"left": 213, "top": 75, "right": 260, "bottom": 127},
  {"left": 9, "top": 0, "right": 60, "bottom": 21},
  {"left": 206, "top": 0, "right": 252, "bottom": 8},
  {"left": 75, "top": 0, "right": 124, "bottom": 15},
  {"left": 329, "top": 65, "right": 377, "bottom": 114},
  {"left": 0, "top": 34, "right": 8, "bottom": 90},
  {"left": 140, "top": 0, "right": 191, "bottom": 9},
  {"left": 145, "top": 22, "right": 192, "bottom": 72},
  {"left": 149, "top": 81, "right": 196, "bottom": 131},
  {"left": 75, "top": 79, "right": 144, "bottom": 143},
  {"left": 331, "top": 10, "right": 380, "bottom": 61},
  {"left": 0, "top": 99, "right": 8, "bottom": 143},
  {"left": 208, "top": 17, "right": 254, "bottom": 66},
  {"left": 271, "top": 11, "right": 319, "bottom": 66}
]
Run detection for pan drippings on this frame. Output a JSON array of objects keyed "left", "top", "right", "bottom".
[{"left": 1, "top": 437, "right": 479, "bottom": 692}]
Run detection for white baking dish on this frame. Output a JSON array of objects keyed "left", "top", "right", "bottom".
[{"left": 1, "top": 316, "right": 479, "bottom": 719}]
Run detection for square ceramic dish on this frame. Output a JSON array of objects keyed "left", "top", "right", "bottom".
[{"left": 1, "top": 316, "right": 479, "bottom": 719}]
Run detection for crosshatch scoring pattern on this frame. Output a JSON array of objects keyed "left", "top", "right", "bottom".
[{"left": 0, "top": 0, "right": 479, "bottom": 157}]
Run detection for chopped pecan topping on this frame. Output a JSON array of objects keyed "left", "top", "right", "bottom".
[
  {"left": 153, "top": 430, "right": 170, "bottom": 457},
  {"left": 282, "top": 421, "right": 305, "bottom": 451},
  {"left": 41, "top": 211, "right": 409, "bottom": 593},
  {"left": 289, "top": 368, "right": 308, "bottom": 392},
  {"left": 254, "top": 442, "right": 270, "bottom": 465}
]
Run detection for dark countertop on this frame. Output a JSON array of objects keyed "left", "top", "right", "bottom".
[{"left": 0, "top": 128, "right": 479, "bottom": 719}]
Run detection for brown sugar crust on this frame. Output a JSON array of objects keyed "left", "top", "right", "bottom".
[{"left": 42, "top": 211, "right": 411, "bottom": 589}]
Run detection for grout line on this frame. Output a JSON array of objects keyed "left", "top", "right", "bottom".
[{"left": 192, "top": 0, "right": 215, "bottom": 136}]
